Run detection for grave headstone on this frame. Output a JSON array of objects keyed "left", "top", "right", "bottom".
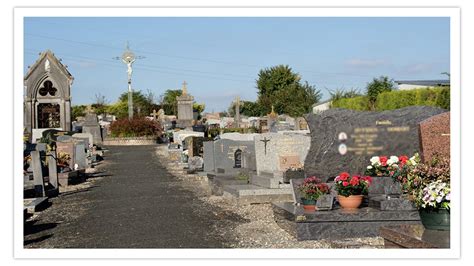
[
  {"left": 55, "top": 141, "right": 75, "bottom": 168},
  {"left": 56, "top": 135, "right": 73, "bottom": 142},
  {"left": 254, "top": 133, "right": 310, "bottom": 177},
  {"left": 242, "top": 150, "right": 257, "bottom": 171},
  {"left": 82, "top": 112, "right": 102, "bottom": 145},
  {"left": 203, "top": 141, "right": 215, "bottom": 172},
  {"left": 72, "top": 133, "right": 92, "bottom": 148},
  {"left": 212, "top": 139, "right": 255, "bottom": 174},
  {"left": 304, "top": 106, "right": 447, "bottom": 181},
  {"left": 74, "top": 142, "right": 88, "bottom": 169},
  {"left": 418, "top": 112, "right": 450, "bottom": 162}
]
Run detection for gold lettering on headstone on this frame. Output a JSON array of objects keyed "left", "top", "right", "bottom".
[
  {"left": 387, "top": 126, "right": 410, "bottom": 132},
  {"left": 376, "top": 120, "right": 392, "bottom": 125}
]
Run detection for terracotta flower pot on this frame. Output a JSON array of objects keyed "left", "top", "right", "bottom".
[
  {"left": 301, "top": 198, "right": 317, "bottom": 212},
  {"left": 337, "top": 195, "right": 363, "bottom": 209}
]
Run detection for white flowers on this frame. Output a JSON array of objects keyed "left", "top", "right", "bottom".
[
  {"left": 367, "top": 165, "right": 373, "bottom": 169},
  {"left": 387, "top": 156, "right": 399, "bottom": 166},
  {"left": 369, "top": 156, "right": 380, "bottom": 166},
  {"left": 420, "top": 181, "right": 450, "bottom": 209},
  {"left": 409, "top": 155, "right": 418, "bottom": 166}
]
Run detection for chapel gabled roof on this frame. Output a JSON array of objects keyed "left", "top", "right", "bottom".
[{"left": 24, "top": 50, "right": 74, "bottom": 81}]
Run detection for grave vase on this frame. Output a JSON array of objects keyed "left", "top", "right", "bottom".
[
  {"left": 301, "top": 198, "right": 317, "bottom": 211},
  {"left": 337, "top": 195, "right": 363, "bottom": 209},
  {"left": 419, "top": 208, "right": 450, "bottom": 231}
]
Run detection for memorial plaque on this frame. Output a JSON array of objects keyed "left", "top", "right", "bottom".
[
  {"left": 419, "top": 112, "right": 450, "bottom": 163},
  {"left": 279, "top": 155, "right": 301, "bottom": 171},
  {"left": 56, "top": 141, "right": 75, "bottom": 168},
  {"left": 304, "top": 106, "right": 446, "bottom": 181}
]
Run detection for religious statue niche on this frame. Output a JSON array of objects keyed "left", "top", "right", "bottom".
[
  {"left": 37, "top": 103, "right": 60, "bottom": 128},
  {"left": 234, "top": 149, "right": 242, "bottom": 168},
  {"left": 38, "top": 80, "right": 57, "bottom": 97}
]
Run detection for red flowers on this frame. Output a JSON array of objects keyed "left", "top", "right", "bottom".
[
  {"left": 335, "top": 172, "right": 372, "bottom": 197},
  {"left": 298, "top": 176, "right": 330, "bottom": 201},
  {"left": 398, "top": 155, "right": 409, "bottom": 166},
  {"left": 336, "top": 172, "right": 350, "bottom": 181},
  {"left": 350, "top": 175, "right": 360, "bottom": 186},
  {"left": 379, "top": 156, "right": 388, "bottom": 166}
]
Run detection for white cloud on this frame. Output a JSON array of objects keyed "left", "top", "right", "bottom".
[{"left": 345, "top": 58, "right": 387, "bottom": 68}]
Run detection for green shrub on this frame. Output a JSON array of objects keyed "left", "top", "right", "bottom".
[
  {"left": 331, "top": 96, "right": 370, "bottom": 111},
  {"left": 375, "top": 87, "right": 448, "bottom": 111},
  {"left": 110, "top": 117, "right": 162, "bottom": 137},
  {"left": 330, "top": 87, "right": 450, "bottom": 111}
]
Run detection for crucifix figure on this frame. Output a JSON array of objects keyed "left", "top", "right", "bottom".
[{"left": 260, "top": 137, "right": 270, "bottom": 155}]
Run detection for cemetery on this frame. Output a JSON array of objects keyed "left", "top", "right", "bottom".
[{"left": 23, "top": 42, "right": 452, "bottom": 249}]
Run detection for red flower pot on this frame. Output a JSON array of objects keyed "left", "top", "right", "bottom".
[{"left": 337, "top": 195, "right": 363, "bottom": 209}]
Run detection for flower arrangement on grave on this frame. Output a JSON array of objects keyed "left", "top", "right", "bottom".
[
  {"left": 365, "top": 155, "right": 402, "bottom": 176},
  {"left": 298, "top": 176, "right": 330, "bottom": 201},
  {"left": 57, "top": 152, "right": 72, "bottom": 172},
  {"left": 387, "top": 154, "right": 420, "bottom": 192},
  {"left": 400, "top": 155, "right": 451, "bottom": 230},
  {"left": 298, "top": 176, "right": 330, "bottom": 211},
  {"left": 334, "top": 172, "right": 372, "bottom": 209}
]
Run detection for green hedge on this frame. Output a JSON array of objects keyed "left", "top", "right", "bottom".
[
  {"left": 331, "top": 87, "right": 450, "bottom": 111},
  {"left": 331, "top": 96, "right": 370, "bottom": 111}
]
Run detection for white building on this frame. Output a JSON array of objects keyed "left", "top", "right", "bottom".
[
  {"left": 395, "top": 80, "right": 450, "bottom": 90},
  {"left": 312, "top": 100, "right": 332, "bottom": 113}
]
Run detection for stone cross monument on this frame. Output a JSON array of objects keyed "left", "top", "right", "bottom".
[
  {"left": 234, "top": 96, "right": 241, "bottom": 128},
  {"left": 176, "top": 81, "right": 194, "bottom": 129}
]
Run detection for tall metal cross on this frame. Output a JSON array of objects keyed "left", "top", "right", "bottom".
[
  {"left": 260, "top": 137, "right": 270, "bottom": 155},
  {"left": 113, "top": 41, "right": 145, "bottom": 119}
]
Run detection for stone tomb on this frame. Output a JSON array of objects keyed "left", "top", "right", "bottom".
[
  {"left": 210, "top": 139, "right": 255, "bottom": 174},
  {"left": 304, "top": 106, "right": 447, "bottom": 181},
  {"left": 24, "top": 50, "right": 73, "bottom": 140},
  {"left": 419, "top": 111, "right": 450, "bottom": 162}
]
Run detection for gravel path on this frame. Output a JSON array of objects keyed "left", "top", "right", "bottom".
[{"left": 24, "top": 144, "right": 383, "bottom": 248}]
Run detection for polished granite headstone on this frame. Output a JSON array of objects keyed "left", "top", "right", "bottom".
[
  {"left": 305, "top": 106, "right": 446, "bottom": 181},
  {"left": 419, "top": 111, "right": 450, "bottom": 162}
]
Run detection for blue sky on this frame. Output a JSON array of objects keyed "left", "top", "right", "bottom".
[{"left": 24, "top": 17, "right": 450, "bottom": 112}]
